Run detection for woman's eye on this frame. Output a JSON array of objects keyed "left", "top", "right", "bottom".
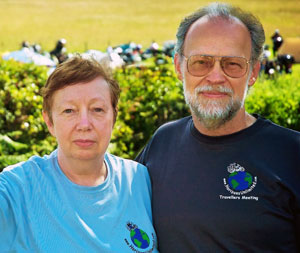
[
  {"left": 94, "top": 108, "right": 103, "bottom": 112},
  {"left": 63, "top": 109, "right": 73, "bottom": 114}
]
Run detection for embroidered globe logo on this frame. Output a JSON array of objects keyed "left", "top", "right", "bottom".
[
  {"left": 228, "top": 171, "right": 253, "bottom": 191},
  {"left": 130, "top": 228, "right": 150, "bottom": 249}
]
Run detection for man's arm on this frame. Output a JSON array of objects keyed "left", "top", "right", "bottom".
[
  {"left": 135, "top": 135, "right": 155, "bottom": 165},
  {"left": 135, "top": 148, "right": 146, "bottom": 164},
  {"left": 295, "top": 195, "right": 300, "bottom": 251}
]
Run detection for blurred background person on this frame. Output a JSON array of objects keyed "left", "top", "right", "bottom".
[
  {"left": 271, "top": 29, "right": 284, "bottom": 56},
  {"left": 50, "top": 38, "right": 68, "bottom": 63}
]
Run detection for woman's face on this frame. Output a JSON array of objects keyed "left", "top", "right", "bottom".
[{"left": 43, "top": 77, "right": 114, "bottom": 163}]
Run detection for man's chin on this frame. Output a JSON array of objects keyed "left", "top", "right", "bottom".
[
  {"left": 191, "top": 103, "right": 240, "bottom": 130},
  {"left": 193, "top": 112, "right": 229, "bottom": 130},
  {"left": 197, "top": 95, "right": 230, "bottom": 107},
  {"left": 185, "top": 90, "right": 242, "bottom": 130},
  {"left": 194, "top": 103, "right": 229, "bottom": 119}
]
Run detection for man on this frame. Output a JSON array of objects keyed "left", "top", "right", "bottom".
[
  {"left": 271, "top": 29, "right": 284, "bottom": 56},
  {"left": 136, "top": 2, "right": 300, "bottom": 252}
]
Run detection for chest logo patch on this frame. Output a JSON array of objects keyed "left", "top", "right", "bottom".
[
  {"left": 124, "top": 221, "right": 156, "bottom": 252},
  {"left": 223, "top": 163, "right": 257, "bottom": 196}
]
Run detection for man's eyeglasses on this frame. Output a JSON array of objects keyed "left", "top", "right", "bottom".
[{"left": 183, "top": 54, "right": 251, "bottom": 78}]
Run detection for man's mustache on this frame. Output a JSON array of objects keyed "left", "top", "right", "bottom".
[{"left": 195, "top": 85, "right": 233, "bottom": 95}]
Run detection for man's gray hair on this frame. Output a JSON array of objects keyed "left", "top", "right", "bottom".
[{"left": 175, "top": 2, "right": 265, "bottom": 64}]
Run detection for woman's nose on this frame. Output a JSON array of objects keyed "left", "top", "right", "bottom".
[{"left": 76, "top": 111, "right": 92, "bottom": 131}]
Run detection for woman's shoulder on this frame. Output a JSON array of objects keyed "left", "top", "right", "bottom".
[
  {"left": 1, "top": 150, "right": 57, "bottom": 185},
  {"left": 105, "top": 153, "right": 152, "bottom": 194},
  {"left": 105, "top": 153, "right": 149, "bottom": 181},
  {"left": 105, "top": 153, "right": 147, "bottom": 170}
]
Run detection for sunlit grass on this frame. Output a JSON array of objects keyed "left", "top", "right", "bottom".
[{"left": 0, "top": 0, "right": 299, "bottom": 53}]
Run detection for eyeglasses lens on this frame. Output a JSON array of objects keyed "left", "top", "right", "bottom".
[
  {"left": 187, "top": 55, "right": 248, "bottom": 78},
  {"left": 221, "top": 57, "right": 247, "bottom": 77}
]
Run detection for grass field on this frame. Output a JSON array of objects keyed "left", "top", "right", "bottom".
[{"left": 0, "top": 0, "right": 299, "bottom": 53}]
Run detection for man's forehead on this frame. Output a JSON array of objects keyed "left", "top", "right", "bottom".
[
  {"left": 187, "top": 15, "right": 245, "bottom": 36},
  {"left": 181, "top": 14, "right": 252, "bottom": 59}
]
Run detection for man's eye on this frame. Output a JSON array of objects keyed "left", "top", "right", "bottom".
[
  {"left": 227, "top": 61, "right": 243, "bottom": 69},
  {"left": 191, "top": 59, "right": 211, "bottom": 67}
]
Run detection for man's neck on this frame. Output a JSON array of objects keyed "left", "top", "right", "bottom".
[{"left": 192, "top": 111, "right": 256, "bottom": 137}]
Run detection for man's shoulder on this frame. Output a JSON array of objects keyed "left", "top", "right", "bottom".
[
  {"left": 261, "top": 116, "right": 300, "bottom": 141},
  {"left": 135, "top": 116, "right": 192, "bottom": 164},
  {"left": 154, "top": 116, "right": 192, "bottom": 137}
]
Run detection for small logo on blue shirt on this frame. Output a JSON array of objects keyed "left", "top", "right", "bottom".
[{"left": 124, "top": 221, "right": 156, "bottom": 252}]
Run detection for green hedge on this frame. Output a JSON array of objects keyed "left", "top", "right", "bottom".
[
  {"left": 0, "top": 60, "right": 56, "bottom": 169},
  {"left": 246, "top": 72, "right": 300, "bottom": 130},
  {"left": 110, "top": 59, "right": 189, "bottom": 158},
  {"left": 0, "top": 58, "right": 300, "bottom": 170}
]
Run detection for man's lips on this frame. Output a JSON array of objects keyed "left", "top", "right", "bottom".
[
  {"left": 73, "top": 139, "right": 96, "bottom": 147},
  {"left": 195, "top": 85, "right": 233, "bottom": 98},
  {"left": 199, "top": 91, "right": 230, "bottom": 98}
]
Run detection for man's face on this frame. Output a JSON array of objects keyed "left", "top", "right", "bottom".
[
  {"left": 43, "top": 77, "right": 114, "bottom": 163},
  {"left": 175, "top": 16, "right": 260, "bottom": 130}
]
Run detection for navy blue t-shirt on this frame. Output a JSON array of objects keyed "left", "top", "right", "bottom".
[{"left": 136, "top": 115, "right": 300, "bottom": 252}]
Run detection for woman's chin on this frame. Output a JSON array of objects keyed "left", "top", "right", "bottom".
[{"left": 70, "top": 151, "right": 103, "bottom": 162}]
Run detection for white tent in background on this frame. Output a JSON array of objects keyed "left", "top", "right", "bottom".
[
  {"left": 81, "top": 49, "right": 124, "bottom": 69},
  {"left": 2, "top": 48, "right": 56, "bottom": 67}
]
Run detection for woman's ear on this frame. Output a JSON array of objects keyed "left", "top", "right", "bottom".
[{"left": 43, "top": 111, "right": 55, "bottom": 137}]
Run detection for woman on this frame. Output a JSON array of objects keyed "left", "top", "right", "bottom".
[{"left": 0, "top": 56, "right": 158, "bottom": 252}]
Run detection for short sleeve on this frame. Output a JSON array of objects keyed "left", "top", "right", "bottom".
[{"left": 0, "top": 176, "right": 18, "bottom": 250}]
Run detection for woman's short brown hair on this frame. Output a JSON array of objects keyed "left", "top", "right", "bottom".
[{"left": 41, "top": 56, "right": 120, "bottom": 123}]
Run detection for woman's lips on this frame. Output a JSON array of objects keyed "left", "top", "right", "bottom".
[{"left": 73, "top": 139, "right": 95, "bottom": 148}]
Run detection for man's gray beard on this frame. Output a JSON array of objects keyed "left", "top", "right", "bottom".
[{"left": 183, "top": 82, "right": 249, "bottom": 130}]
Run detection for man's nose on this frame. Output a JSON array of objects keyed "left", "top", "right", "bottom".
[{"left": 205, "top": 60, "right": 227, "bottom": 83}]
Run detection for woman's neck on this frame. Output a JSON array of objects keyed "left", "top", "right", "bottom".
[{"left": 57, "top": 151, "right": 108, "bottom": 187}]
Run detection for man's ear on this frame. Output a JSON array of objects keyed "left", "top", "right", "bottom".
[
  {"left": 174, "top": 53, "right": 183, "bottom": 81},
  {"left": 42, "top": 111, "right": 55, "bottom": 137},
  {"left": 248, "top": 62, "right": 261, "bottom": 87}
]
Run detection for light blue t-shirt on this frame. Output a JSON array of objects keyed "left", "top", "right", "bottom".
[{"left": 0, "top": 150, "right": 158, "bottom": 252}]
